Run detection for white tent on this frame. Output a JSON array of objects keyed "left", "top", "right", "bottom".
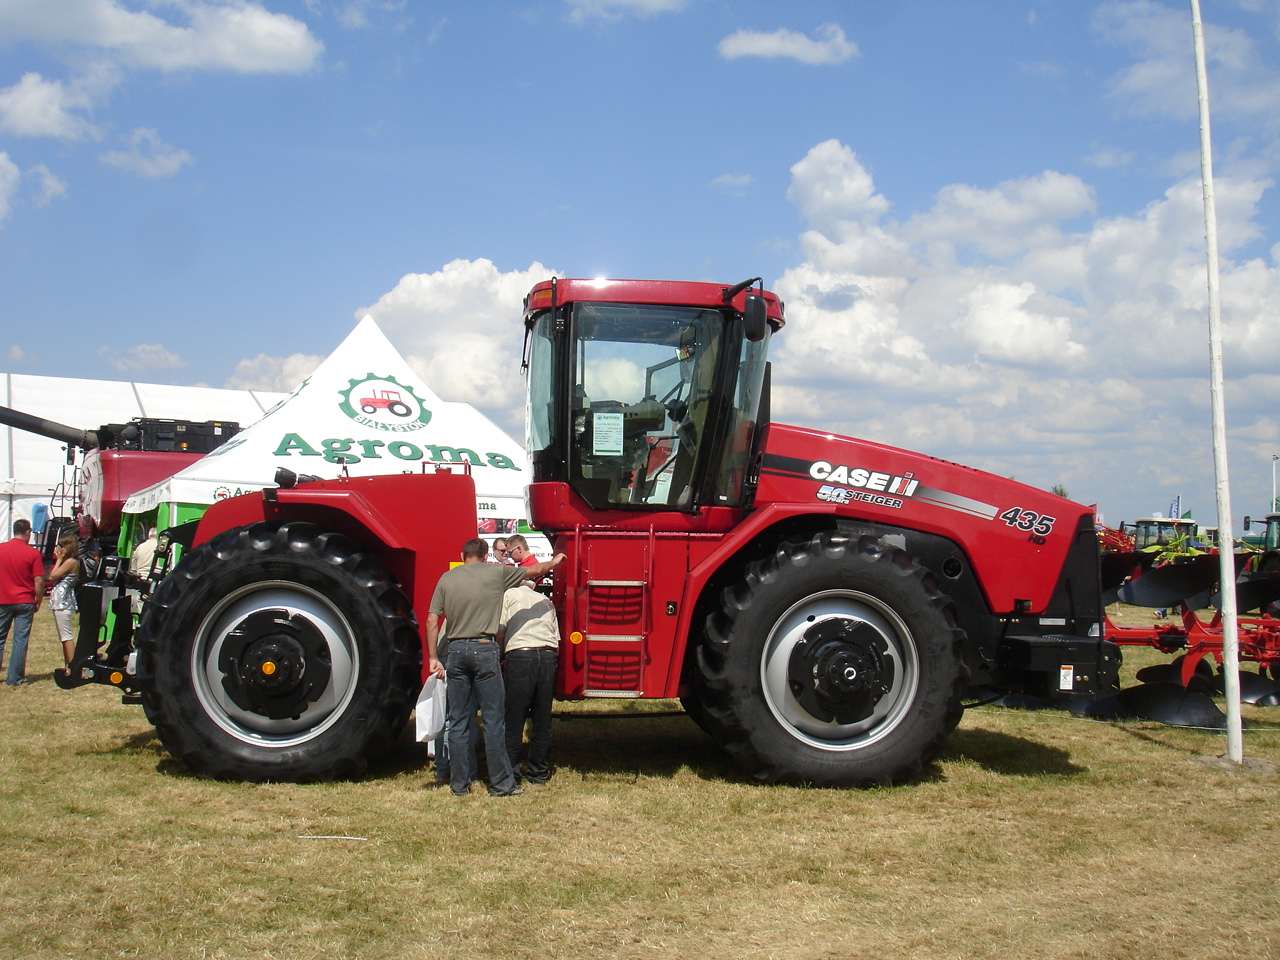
[
  {"left": 124, "top": 317, "right": 529, "bottom": 520},
  {"left": 1, "top": 370, "right": 286, "bottom": 536}
]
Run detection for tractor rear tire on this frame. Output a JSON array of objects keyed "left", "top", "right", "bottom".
[
  {"left": 137, "top": 522, "right": 419, "bottom": 781},
  {"left": 693, "top": 531, "right": 964, "bottom": 786}
]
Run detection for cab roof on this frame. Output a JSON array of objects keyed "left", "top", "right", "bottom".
[{"left": 524, "top": 277, "right": 785, "bottom": 329}]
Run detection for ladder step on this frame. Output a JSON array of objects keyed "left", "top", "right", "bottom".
[
  {"left": 587, "top": 580, "right": 646, "bottom": 587},
  {"left": 587, "top": 634, "right": 644, "bottom": 643},
  {"left": 584, "top": 689, "right": 643, "bottom": 698}
]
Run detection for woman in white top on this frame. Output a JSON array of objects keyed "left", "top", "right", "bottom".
[{"left": 47, "top": 533, "right": 80, "bottom": 667}]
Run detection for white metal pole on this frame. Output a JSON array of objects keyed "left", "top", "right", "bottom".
[
  {"left": 1190, "top": 0, "right": 1243, "bottom": 763},
  {"left": 1272, "top": 453, "right": 1277, "bottom": 512}
]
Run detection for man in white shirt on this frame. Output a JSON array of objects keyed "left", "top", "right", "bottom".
[
  {"left": 130, "top": 528, "right": 158, "bottom": 578},
  {"left": 498, "top": 581, "right": 560, "bottom": 784}
]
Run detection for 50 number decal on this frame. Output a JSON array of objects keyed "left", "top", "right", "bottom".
[{"left": 999, "top": 507, "right": 1056, "bottom": 537}]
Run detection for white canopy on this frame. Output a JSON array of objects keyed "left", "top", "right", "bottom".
[
  {"left": 124, "top": 317, "right": 529, "bottom": 519},
  {"left": 1, "top": 370, "right": 286, "bottom": 535}
]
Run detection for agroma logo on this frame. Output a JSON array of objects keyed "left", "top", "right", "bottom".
[
  {"left": 338, "top": 373, "right": 432, "bottom": 433},
  {"left": 274, "top": 432, "right": 519, "bottom": 470}
]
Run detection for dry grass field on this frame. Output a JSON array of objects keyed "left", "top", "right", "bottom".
[{"left": 2, "top": 608, "right": 1279, "bottom": 960}]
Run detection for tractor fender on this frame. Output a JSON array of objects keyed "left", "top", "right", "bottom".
[{"left": 189, "top": 472, "right": 479, "bottom": 675}]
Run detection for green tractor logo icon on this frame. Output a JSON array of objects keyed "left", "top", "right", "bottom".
[{"left": 339, "top": 374, "right": 431, "bottom": 432}]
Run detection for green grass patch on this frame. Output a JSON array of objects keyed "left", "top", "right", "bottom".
[{"left": 2, "top": 608, "right": 1278, "bottom": 959}]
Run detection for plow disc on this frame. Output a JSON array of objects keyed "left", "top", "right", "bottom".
[
  {"left": 1114, "top": 555, "right": 1220, "bottom": 608},
  {"left": 1069, "top": 683, "right": 1228, "bottom": 728},
  {"left": 1135, "top": 656, "right": 1214, "bottom": 693},
  {"left": 1213, "top": 669, "right": 1280, "bottom": 706},
  {"left": 1208, "top": 576, "right": 1280, "bottom": 616}
]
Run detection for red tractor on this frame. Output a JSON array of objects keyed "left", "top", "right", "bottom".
[
  {"left": 359, "top": 388, "right": 412, "bottom": 417},
  {"left": 115, "top": 277, "right": 1111, "bottom": 785}
]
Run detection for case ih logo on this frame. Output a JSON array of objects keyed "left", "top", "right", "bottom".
[
  {"left": 338, "top": 374, "right": 432, "bottom": 433},
  {"left": 809, "top": 460, "right": 920, "bottom": 497}
]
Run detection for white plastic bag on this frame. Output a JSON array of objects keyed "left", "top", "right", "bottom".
[{"left": 415, "top": 675, "right": 446, "bottom": 743}]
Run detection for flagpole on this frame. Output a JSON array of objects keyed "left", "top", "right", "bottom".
[{"left": 1189, "top": 0, "right": 1242, "bottom": 763}]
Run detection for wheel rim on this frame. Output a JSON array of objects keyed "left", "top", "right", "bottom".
[
  {"left": 191, "top": 580, "right": 361, "bottom": 748},
  {"left": 759, "top": 589, "right": 919, "bottom": 752}
]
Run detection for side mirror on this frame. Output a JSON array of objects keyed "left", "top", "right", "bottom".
[
  {"left": 743, "top": 294, "right": 768, "bottom": 342},
  {"left": 1243, "top": 515, "right": 1252, "bottom": 531}
]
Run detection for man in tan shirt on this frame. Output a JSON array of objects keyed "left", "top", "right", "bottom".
[{"left": 498, "top": 580, "right": 561, "bottom": 783}]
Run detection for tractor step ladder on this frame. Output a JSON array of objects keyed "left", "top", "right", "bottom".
[{"left": 579, "top": 527, "right": 655, "bottom": 698}]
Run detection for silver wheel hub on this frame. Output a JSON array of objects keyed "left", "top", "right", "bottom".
[
  {"left": 760, "top": 589, "right": 919, "bottom": 752},
  {"left": 191, "top": 581, "right": 360, "bottom": 748}
]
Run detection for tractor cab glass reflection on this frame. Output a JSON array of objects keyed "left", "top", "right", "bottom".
[{"left": 570, "top": 303, "right": 723, "bottom": 509}]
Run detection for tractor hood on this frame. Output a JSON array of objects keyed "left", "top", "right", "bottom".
[{"left": 755, "top": 423, "right": 1095, "bottom": 614}]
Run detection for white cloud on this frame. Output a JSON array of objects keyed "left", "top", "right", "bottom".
[
  {"left": 0, "top": 0, "right": 323, "bottom": 74},
  {"left": 235, "top": 259, "right": 553, "bottom": 438},
  {"left": 6, "top": 344, "right": 24, "bottom": 362},
  {"left": 718, "top": 24, "right": 858, "bottom": 65},
  {"left": 356, "top": 258, "right": 555, "bottom": 432},
  {"left": 769, "top": 136, "right": 1280, "bottom": 518},
  {"left": 0, "top": 72, "right": 101, "bottom": 140},
  {"left": 1093, "top": 0, "right": 1280, "bottom": 126},
  {"left": 711, "top": 172, "right": 753, "bottom": 194},
  {"left": 0, "top": 152, "right": 17, "bottom": 222},
  {"left": 959, "top": 281, "right": 1086, "bottom": 365},
  {"left": 226, "top": 352, "right": 323, "bottom": 391},
  {"left": 566, "top": 0, "right": 685, "bottom": 22},
  {"left": 28, "top": 164, "right": 66, "bottom": 206},
  {"left": 100, "top": 342, "right": 186, "bottom": 373},
  {"left": 787, "top": 139, "right": 888, "bottom": 234},
  {"left": 101, "top": 128, "right": 193, "bottom": 178},
  {"left": 905, "top": 170, "right": 1096, "bottom": 259}
]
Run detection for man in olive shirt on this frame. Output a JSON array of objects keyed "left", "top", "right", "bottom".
[{"left": 427, "top": 538, "right": 563, "bottom": 796}]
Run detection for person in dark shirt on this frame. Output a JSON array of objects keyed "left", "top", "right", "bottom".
[
  {"left": 0, "top": 519, "right": 46, "bottom": 687},
  {"left": 427, "top": 538, "right": 563, "bottom": 796}
]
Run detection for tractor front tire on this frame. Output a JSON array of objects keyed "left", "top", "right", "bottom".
[
  {"left": 137, "top": 522, "right": 419, "bottom": 781},
  {"left": 693, "top": 531, "right": 964, "bottom": 786}
]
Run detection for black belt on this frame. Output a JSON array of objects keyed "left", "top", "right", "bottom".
[{"left": 451, "top": 635, "right": 494, "bottom": 644}]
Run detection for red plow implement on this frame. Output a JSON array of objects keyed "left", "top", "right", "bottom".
[{"left": 1098, "top": 549, "right": 1280, "bottom": 723}]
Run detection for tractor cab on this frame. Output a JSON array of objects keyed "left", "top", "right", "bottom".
[
  {"left": 1122, "top": 517, "right": 1199, "bottom": 551},
  {"left": 1243, "top": 513, "right": 1280, "bottom": 552},
  {"left": 522, "top": 278, "right": 783, "bottom": 523}
]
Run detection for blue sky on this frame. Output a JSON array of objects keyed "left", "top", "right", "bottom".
[{"left": 2, "top": 0, "right": 1280, "bottom": 525}]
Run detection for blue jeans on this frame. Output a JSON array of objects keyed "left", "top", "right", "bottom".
[
  {"left": 433, "top": 681, "right": 480, "bottom": 785},
  {"left": 445, "top": 639, "right": 517, "bottom": 795},
  {"left": 0, "top": 603, "right": 35, "bottom": 685}
]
